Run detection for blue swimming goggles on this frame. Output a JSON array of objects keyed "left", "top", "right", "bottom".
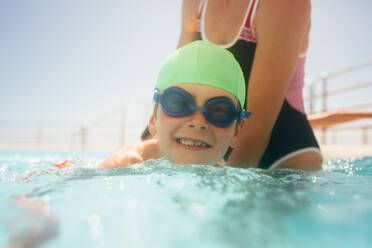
[{"left": 153, "top": 87, "right": 252, "bottom": 127}]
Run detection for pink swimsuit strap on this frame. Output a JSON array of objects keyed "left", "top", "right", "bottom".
[{"left": 197, "top": 0, "right": 258, "bottom": 43}]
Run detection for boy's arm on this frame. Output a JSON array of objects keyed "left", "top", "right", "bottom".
[{"left": 98, "top": 139, "right": 162, "bottom": 169}]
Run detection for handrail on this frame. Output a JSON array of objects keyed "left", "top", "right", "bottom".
[
  {"left": 305, "top": 57, "right": 372, "bottom": 145},
  {"left": 305, "top": 80, "right": 372, "bottom": 101},
  {"left": 307, "top": 58, "right": 372, "bottom": 85},
  {"left": 332, "top": 102, "right": 372, "bottom": 111},
  {"left": 0, "top": 120, "right": 79, "bottom": 126},
  {"left": 0, "top": 120, "right": 125, "bottom": 127},
  {"left": 83, "top": 107, "right": 123, "bottom": 130}
]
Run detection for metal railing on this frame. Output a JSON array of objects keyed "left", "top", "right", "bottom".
[
  {"left": 0, "top": 103, "right": 152, "bottom": 150},
  {"left": 305, "top": 58, "right": 372, "bottom": 145}
]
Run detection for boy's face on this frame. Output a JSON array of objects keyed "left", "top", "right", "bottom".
[{"left": 149, "top": 83, "right": 241, "bottom": 165}]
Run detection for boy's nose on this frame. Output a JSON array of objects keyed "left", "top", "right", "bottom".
[{"left": 187, "top": 111, "right": 209, "bottom": 130}]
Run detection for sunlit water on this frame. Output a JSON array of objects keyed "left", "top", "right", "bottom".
[{"left": 0, "top": 150, "right": 371, "bottom": 248}]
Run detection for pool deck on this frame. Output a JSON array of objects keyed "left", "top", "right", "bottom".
[{"left": 321, "top": 145, "right": 372, "bottom": 158}]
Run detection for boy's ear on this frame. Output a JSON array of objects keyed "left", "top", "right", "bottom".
[
  {"left": 230, "top": 120, "right": 244, "bottom": 146},
  {"left": 148, "top": 113, "right": 157, "bottom": 137},
  {"left": 234, "top": 120, "right": 244, "bottom": 137}
]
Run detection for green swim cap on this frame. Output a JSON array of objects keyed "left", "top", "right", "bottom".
[{"left": 156, "top": 41, "right": 246, "bottom": 108}]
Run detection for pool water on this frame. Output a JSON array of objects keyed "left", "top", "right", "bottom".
[{"left": 0, "top": 150, "right": 371, "bottom": 248}]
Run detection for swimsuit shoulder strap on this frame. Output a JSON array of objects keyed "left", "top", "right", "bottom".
[
  {"left": 244, "top": 0, "right": 260, "bottom": 29},
  {"left": 197, "top": 0, "right": 206, "bottom": 20}
]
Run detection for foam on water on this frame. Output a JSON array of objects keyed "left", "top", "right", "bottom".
[{"left": 0, "top": 150, "right": 371, "bottom": 248}]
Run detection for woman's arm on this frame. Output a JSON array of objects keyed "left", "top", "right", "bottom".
[
  {"left": 229, "top": 0, "right": 312, "bottom": 167},
  {"left": 309, "top": 110, "right": 372, "bottom": 129},
  {"left": 177, "top": 0, "right": 200, "bottom": 48},
  {"left": 98, "top": 139, "right": 162, "bottom": 169}
]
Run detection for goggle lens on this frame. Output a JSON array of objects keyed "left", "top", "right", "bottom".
[
  {"left": 161, "top": 89, "right": 192, "bottom": 117},
  {"left": 204, "top": 99, "right": 236, "bottom": 127}
]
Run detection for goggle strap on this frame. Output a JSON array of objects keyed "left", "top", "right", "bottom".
[
  {"left": 153, "top": 89, "right": 160, "bottom": 103},
  {"left": 239, "top": 111, "right": 252, "bottom": 120}
]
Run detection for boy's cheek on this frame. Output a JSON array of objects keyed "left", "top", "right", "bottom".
[
  {"left": 158, "top": 110, "right": 184, "bottom": 128},
  {"left": 150, "top": 108, "right": 176, "bottom": 135},
  {"left": 213, "top": 126, "right": 237, "bottom": 148}
]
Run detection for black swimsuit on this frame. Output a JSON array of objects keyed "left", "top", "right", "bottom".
[{"left": 196, "top": 0, "right": 320, "bottom": 169}]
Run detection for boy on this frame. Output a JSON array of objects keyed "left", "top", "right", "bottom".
[{"left": 99, "top": 41, "right": 251, "bottom": 168}]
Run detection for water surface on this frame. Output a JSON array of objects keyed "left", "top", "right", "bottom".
[{"left": 0, "top": 150, "right": 371, "bottom": 248}]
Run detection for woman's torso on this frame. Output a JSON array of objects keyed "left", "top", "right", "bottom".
[{"left": 195, "top": 0, "right": 307, "bottom": 113}]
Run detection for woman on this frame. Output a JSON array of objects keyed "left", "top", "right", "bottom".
[{"left": 178, "top": 0, "right": 322, "bottom": 170}]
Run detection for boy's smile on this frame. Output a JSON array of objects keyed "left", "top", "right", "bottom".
[
  {"left": 149, "top": 83, "right": 241, "bottom": 165},
  {"left": 175, "top": 137, "right": 212, "bottom": 149}
]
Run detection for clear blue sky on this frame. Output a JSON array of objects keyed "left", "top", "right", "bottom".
[{"left": 0, "top": 0, "right": 371, "bottom": 145}]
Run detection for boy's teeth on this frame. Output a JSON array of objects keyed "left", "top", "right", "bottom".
[{"left": 178, "top": 138, "right": 208, "bottom": 148}]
